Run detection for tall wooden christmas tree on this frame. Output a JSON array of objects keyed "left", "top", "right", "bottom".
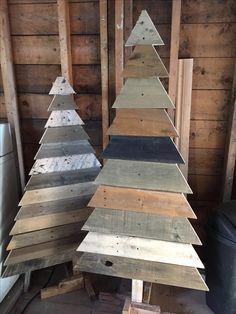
[
  {"left": 78, "top": 11, "right": 208, "bottom": 293},
  {"left": 3, "top": 77, "right": 101, "bottom": 277}
]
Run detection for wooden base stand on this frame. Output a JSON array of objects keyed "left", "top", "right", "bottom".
[{"left": 123, "top": 297, "right": 161, "bottom": 314}]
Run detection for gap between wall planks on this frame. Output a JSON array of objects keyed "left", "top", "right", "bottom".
[
  {"left": 99, "top": 0, "right": 109, "bottom": 149},
  {"left": 115, "top": 0, "right": 124, "bottom": 96},
  {"left": 0, "top": 0, "right": 25, "bottom": 191},
  {"left": 57, "top": 0, "right": 73, "bottom": 84}
]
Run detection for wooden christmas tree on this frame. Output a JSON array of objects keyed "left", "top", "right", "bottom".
[
  {"left": 77, "top": 11, "right": 208, "bottom": 294},
  {"left": 3, "top": 77, "right": 101, "bottom": 277}
]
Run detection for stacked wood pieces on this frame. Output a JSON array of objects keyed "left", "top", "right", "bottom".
[
  {"left": 3, "top": 77, "right": 101, "bottom": 277},
  {"left": 77, "top": 10, "right": 208, "bottom": 294}
]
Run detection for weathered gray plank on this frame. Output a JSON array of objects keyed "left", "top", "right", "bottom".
[
  {"left": 83, "top": 208, "right": 201, "bottom": 245},
  {"left": 95, "top": 159, "right": 192, "bottom": 194},
  {"left": 79, "top": 253, "right": 208, "bottom": 291},
  {"left": 45, "top": 110, "right": 84, "bottom": 127},
  {"left": 49, "top": 76, "right": 75, "bottom": 95},
  {"left": 48, "top": 94, "right": 77, "bottom": 111}
]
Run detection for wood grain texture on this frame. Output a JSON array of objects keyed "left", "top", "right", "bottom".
[
  {"left": 49, "top": 76, "right": 75, "bottom": 95},
  {"left": 89, "top": 185, "right": 196, "bottom": 218},
  {"left": 40, "top": 125, "right": 89, "bottom": 143},
  {"left": 48, "top": 94, "right": 77, "bottom": 111},
  {"left": 79, "top": 253, "right": 208, "bottom": 291},
  {"left": 122, "top": 45, "right": 168, "bottom": 78},
  {"left": 107, "top": 109, "right": 178, "bottom": 137},
  {"left": 95, "top": 159, "right": 192, "bottom": 194},
  {"left": 112, "top": 78, "right": 174, "bottom": 109},
  {"left": 19, "top": 182, "right": 96, "bottom": 206},
  {"left": 102, "top": 136, "right": 184, "bottom": 164},
  {"left": 83, "top": 208, "right": 201, "bottom": 244},
  {"left": 45, "top": 110, "right": 84, "bottom": 127},
  {"left": 78, "top": 232, "right": 204, "bottom": 268}
]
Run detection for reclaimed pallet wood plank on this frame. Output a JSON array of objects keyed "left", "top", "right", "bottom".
[
  {"left": 49, "top": 76, "right": 75, "bottom": 95},
  {"left": 102, "top": 136, "right": 184, "bottom": 164},
  {"left": 112, "top": 78, "right": 174, "bottom": 109},
  {"left": 95, "top": 160, "right": 192, "bottom": 194},
  {"left": 48, "top": 94, "right": 77, "bottom": 111},
  {"left": 82, "top": 208, "right": 201, "bottom": 244},
  {"left": 19, "top": 182, "right": 96, "bottom": 206},
  {"left": 10, "top": 208, "right": 92, "bottom": 235},
  {"left": 45, "top": 110, "right": 84, "bottom": 127},
  {"left": 122, "top": 45, "right": 168, "bottom": 78},
  {"left": 107, "top": 109, "right": 178, "bottom": 137},
  {"left": 79, "top": 253, "right": 208, "bottom": 291},
  {"left": 77, "top": 232, "right": 204, "bottom": 268},
  {"left": 89, "top": 186, "right": 196, "bottom": 218}
]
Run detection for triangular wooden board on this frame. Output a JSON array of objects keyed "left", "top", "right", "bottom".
[
  {"left": 10, "top": 208, "right": 92, "bottom": 235},
  {"left": 40, "top": 125, "right": 89, "bottom": 144},
  {"left": 7, "top": 222, "right": 85, "bottom": 250},
  {"left": 125, "top": 10, "right": 164, "bottom": 46},
  {"left": 35, "top": 140, "right": 94, "bottom": 159},
  {"left": 29, "top": 153, "right": 101, "bottom": 175},
  {"left": 113, "top": 78, "right": 174, "bottom": 109},
  {"left": 107, "top": 109, "right": 178, "bottom": 137},
  {"left": 89, "top": 186, "right": 196, "bottom": 219},
  {"left": 79, "top": 253, "right": 208, "bottom": 291},
  {"left": 45, "top": 110, "right": 84, "bottom": 128},
  {"left": 83, "top": 208, "right": 201, "bottom": 245},
  {"left": 49, "top": 76, "right": 75, "bottom": 95},
  {"left": 95, "top": 160, "right": 192, "bottom": 194},
  {"left": 48, "top": 94, "right": 77, "bottom": 111},
  {"left": 19, "top": 182, "right": 96, "bottom": 206},
  {"left": 122, "top": 46, "right": 168, "bottom": 78},
  {"left": 78, "top": 232, "right": 204, "bottom": 268},
  {"left": 26, "top": 167, "right": 100, "bottom": 190},
  {"left": 16, "top": 195, "right": 93, "bottom": 220},
  {"left": 102, "top": 136, "right": 184, "bottom": 164}
]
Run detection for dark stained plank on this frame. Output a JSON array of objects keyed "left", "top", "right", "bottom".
[
  {"left": 83, "top": 208, "right": 201, "bottom": 244},
  {"left": 79, "top": 253, "right": 208, "bottom": 291},
  {"left": 95, "top": 159, "right": 192, "bottom": 194},
  {"left": 40, "top": 125, "right": 89, "bottom": 143},
  {"left": 102, "top": 136, "right": 184, "bottom": 164}
]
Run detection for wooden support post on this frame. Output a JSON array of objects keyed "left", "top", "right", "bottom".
[
  {"left": 57, "top": 0, "right": 73, "bottom": 84},
  {"left": 168, "top": 0, "right": 182, "bottom": 123},
  {"left": 123, "top": 297, "right": 161, "bottom": 314},
  {"left": 124, "top": 0, "right": 133, "bottom": 65},
  {"left": 24, "top": 272, "right": 31, "bottom": 293},
  {"left": 175, "top": 59, "right": 193, "bottom": 179},
  {"left": 115, "top": 0, "right": 124, "bottom": 96},
  {"left": 132, "top": 279, "right": 143, "bottom": 303},
  {"left": 99, "top": 0, "right": 109, "bottom": 149},
  {"left": 0, "top": 0, "right": 25, "bottom": 191}
]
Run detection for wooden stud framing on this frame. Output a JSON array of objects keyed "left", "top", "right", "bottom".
[
  {"left": 57, "top": 0, "right": 73, "bottom": 84},
  {"left": 0, "top": 0, "right": 25, "bottom": 190},
  {"left": 115, "top": 0, "right": 124, "bottom": 96},
  {"left": 99, "top": 0, "right": 109, "bottom": 149},
  {"left": 124, "top": 0, "right": 133, "bottom": 65}
]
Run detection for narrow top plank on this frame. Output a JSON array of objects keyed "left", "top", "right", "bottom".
[
  {"left": 102, "top": 136, "right": 184, "bottom": 164},
  {"left": 45, "top": 110, "right": 84, "bottom": 127},
  {"left": 78, "top": 232, "right": 204, "bottom": 268},
  {"left": 49, "top": 76, "right": 75, "bottom": 95},
  {"left": 125, "top": 10, "right": 164, "bottom": 46},
  {"left": 95, "top": 159, "right": 192, "bottom": 194},
  {"left": 112, "top": 78, "right": 174, "bottom": 109},
  {"left": 48, "top": 94, "right": 77, "bottom": 111}
]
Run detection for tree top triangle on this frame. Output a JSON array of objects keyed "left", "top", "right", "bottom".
[
  {"left": 125, "top": 10, "right": 164, "bottom": 47},
  {"left": 49, "top": 76, "right": 75, "bottom": 95}
]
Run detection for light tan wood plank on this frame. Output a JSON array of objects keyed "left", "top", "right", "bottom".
[
  {"left": 45, "top": 110, "right": 83, "bottom": 127},
  {"left": 40, "top": 125, "right": 89, "bottom": 143},
  {"left": 89, "top": 185, "right": 196, "bottom": 218},
  {"left": 48, "top": 94, "right": 76, "bottom": 111}
]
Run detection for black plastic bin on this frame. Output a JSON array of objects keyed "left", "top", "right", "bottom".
[{"left": 205, "top": 201, "right": 236, "bottom": 314}]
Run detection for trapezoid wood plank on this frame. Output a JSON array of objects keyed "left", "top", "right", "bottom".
[
  {"left": 7, "top": 222, "right": 85, "bottom": 250},
  {"left": 78, "top": 232, "right": 204, "bottom": 268},
  {"left": 29, "top": 153, "right": 101, "bottom": 175},
  {"left": 26, "top": 167, "right": 100, "bottom": 190},
  {"left": 95, "top": 160, "right": 192, "bottom": 194},
  {"left": 82, "top": 208, "right": 201, "bottom": 245},
  {"left": 122, "top": 45, "right": 168, "bottom": 78},
  {"left": 40, "top": 125, "right": 89, "bottom": 144},
  {"left": 48, "top": 94, "right": 77, "bottom": 111},
  {"left": 89, "top": 186, "right": 196, "bottom": 218},
  {"left": 79, "top": 253, "right": 208, "bottom": 291},
  {"left": 19, "top": 182, "right": 96, "bottom": 206},
  {"left": 112, "top": 78, "right": 174, "bottom": 109},
  {"left": 35, "top": 140, "right": 95, "bottom": 159},
  {"left": 49, "top": 76, "right": 75, "bottom": 95},
  {"left": 102, "top": 136, "right": 184, "bottom": 164},
  {"left": 5, "top": 235, "right": 84, "bottom": 266},
  {"left": 16, "top": 195, "right": 93, "bottom": 220},
  {"left": 125, "top": 10, "right": 164, "bottom": 46},
  {"left": 10, "top": 208, "right": 92, "bottom": 235},
  {"left": 107, "top": 109, "right": 178, "bottom": 137},
  {"left": 45, "top": 110, "right": 84, "bottom": 127}
]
